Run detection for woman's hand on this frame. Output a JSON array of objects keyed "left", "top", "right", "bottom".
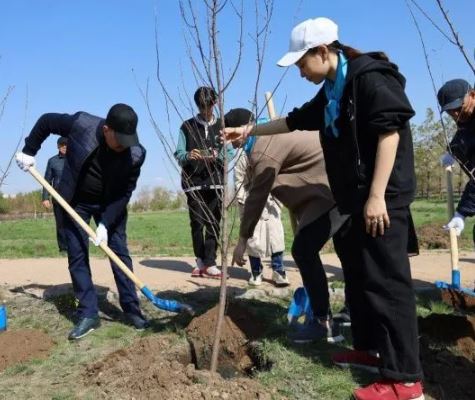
[
  {"left": 232, "top": 237, "right": 248, "bottom": 266},
  {"left": 221, "top": 124, "right": 253, "bottom": 145},
  {"left": 364, "top": 195, "right": 390, "bottom": 237}
]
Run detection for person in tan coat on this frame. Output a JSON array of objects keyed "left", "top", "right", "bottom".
[{"left": 225, "top": 108, "right": 348, "bottom": 343}]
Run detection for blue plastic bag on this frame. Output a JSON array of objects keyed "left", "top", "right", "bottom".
[{"left": 287, "top": 287, "right": 314, "bottom": 325}]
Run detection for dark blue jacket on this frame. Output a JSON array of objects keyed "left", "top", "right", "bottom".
[
  {"left": 22, "top": 112, "right": 146, "bottom": 228},
  {"left": 42, "top": 153, "right": 65, "bottom": 200},
  {"left": 449, "top": 114, "right": 475, "bottom": 217}
]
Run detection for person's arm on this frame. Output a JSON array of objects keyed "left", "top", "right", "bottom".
[
  {"left": 174, "top": 129, "right": 189, "bottom": 167},
  {"left": 456, "top": 179, "right": 475, "bottom": 218},
  {"left": 42, "top": 159, "right": 53, "bottom": 201},
  {"left": 101, "top": 147, "right": 146, "bottom": 228},
  {"left": 358, "top": 71, "right": 415, "bottom": 237},
  {"left": 364, "top": 132, "right": 399, "bottom": 236},
  {"left": 22, "top": 113, "right": 76, "bottom": 156}
]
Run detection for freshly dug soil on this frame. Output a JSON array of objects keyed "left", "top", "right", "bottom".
[
  {"left": 441, "top": 288, "right": 475, "bottom": 312},
  {"left": 185, "top": 303, "right": 267, "bottom": 378},
  {"left": 0, "top": 329, "right": 55, "bottom": 371},
  {"left": 84, "top": 335, "right": 272, "bottom": 400},
  {"left": 419, "top": 314, "right": 475, "bottom": 400},
  {"left": 417, "top": 224, "right": 450, "bottom": 250}
]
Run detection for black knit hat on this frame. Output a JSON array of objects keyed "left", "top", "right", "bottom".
[
  {"left": 105, "top": 103, "right": 139, "bottom": 148},
  {"left": 224, "top": 108, "right": 255, "bottom": 128}
]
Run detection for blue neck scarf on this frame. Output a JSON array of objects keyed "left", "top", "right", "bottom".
[
  {"left": 243, "top": 136, "right": 256, "bottom": 156},
  {"left": 323, "top": 52, "right": 348, "bottom": 138},
  {"left": 243, "top": 117, "right": 268, "bottom": 156}
]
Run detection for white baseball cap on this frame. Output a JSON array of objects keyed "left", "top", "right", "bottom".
[{"left": 277, "top": 17, "right": 339, "bottom": 67}]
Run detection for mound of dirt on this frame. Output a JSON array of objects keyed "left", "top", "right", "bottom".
[
  {"left": 417, "top": 223, "right": 450, "bottom": 249},
  {"left": 419, "top": 313, "right": 475, "bottom": 361},
  {"left": 441, "top": 288, "right": 475, "bottom": 312},
  {"left": 419, "top": 314, "right": 475, "bottom": 400},
  {"left": 0, "top": 329, "right": 55, "bottom": 371},
  {"left": 185, "top": 303, "right": 268, "bottom": 378},
  {"left": 83, "top": 335, "right": 272, "bottom": 400}
]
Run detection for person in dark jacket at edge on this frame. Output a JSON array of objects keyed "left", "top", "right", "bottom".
[
  {"left": 174, "top": 86, "right": 234, "bottom": 279},
  {"left": 223, "top": 17, "right": 423, "bottom": 400},
  {"left": 15, "top": 103, "right": 150, "bottom": 340},
  {"left": 42, "top": 136, "right": 68, "bottom": 252},
  {"left": 438, "top": 78, "right": 475, "bottom": 292}
]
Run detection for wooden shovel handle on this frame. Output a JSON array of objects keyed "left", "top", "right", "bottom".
[{"left": 28, "top": 166, "right": 145, "bottom": 289}]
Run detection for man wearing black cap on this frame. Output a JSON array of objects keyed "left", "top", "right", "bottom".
[
  {"left": 15, "top": 104, "right": 149, "bottom": 340},
  {"left": 42, "top": 136, "right": 68, "bottom": 252},
  {"left": 438, "top": 79, "right": 475, "bottom": 239}
]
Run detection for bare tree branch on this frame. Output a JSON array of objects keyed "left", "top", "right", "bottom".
[{"left": 435, "top": 0, "right": 475, "bottom": 75}]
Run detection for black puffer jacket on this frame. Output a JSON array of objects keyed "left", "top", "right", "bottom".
[{"left": 287, "top": 53, "right": 416, "bottom": 214}]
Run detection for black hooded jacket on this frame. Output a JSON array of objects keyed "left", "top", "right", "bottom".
[
  {"left": 286, "top": 53, "right": 416, "bottom": 214},
  {"left": 449, "top": 114, "right": 475, "bottom": 217}
]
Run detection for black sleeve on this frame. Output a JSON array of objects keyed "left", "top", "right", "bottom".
[
  {"left": 286, "top": 89, "right": 325, "bottom": 132},
  {"left": 358, "top": 72, "right": 415, "bottom": 136},
  {"left": 42, "top": 158, "right": 53, "bottom": 201},
  {"left": 456, "top": 179, "right": 475, "bottom": 217},
  {"left": 22, "top": 113, "right": 77, "bottom": 156}
]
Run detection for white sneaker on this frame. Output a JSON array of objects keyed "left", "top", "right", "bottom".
[
  {"left": 272, "top": 270, "right": 289, "bottom": 287},
  {"left": 248, "top": 272, "right": 263, "bottom": 286},
  {"left": 201, "top": 265, "right": 222, "bottom": 279}
]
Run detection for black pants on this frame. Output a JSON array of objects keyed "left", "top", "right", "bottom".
[
  {"left": 63, "top": 202, "right": 141, "bottom": 319},
  {"left": 333, "top": 207, "right": 422, "bottom": 381},
  {"left": 52, "top": 200, "right": 68, "bottom": 252},
  {"left": 186, "top": 189, "right": 222, "bottom": 266},
  {"left": 291, "top": 206, "right": 348, "bottom": 319}
]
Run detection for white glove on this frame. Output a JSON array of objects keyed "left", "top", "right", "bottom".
[
  {"left": 440, "top": 153, "right": 455, "bottom": 167},
  {"left": 444, "top": 212, "right": 465, "bottom": 236},
  {"left": 92, "top": 223, "right": 108, "bottom": 246},
  {"left": 15, "top": 152, "right": 36, "bottom": 171}
]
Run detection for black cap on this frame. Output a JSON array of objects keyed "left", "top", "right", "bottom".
[
  {"left": 437, "top": 79, "right": 472, "bottom": 112},
  {"left": 224, "top": 108, "right": 255, "bottom": 128},
  {"left": 105, "top": 103, "right": 139, "bottom": 148},
  {"left": 194, "top": 86, "right": 218, "bottom": 108},
  {"left": 57, "top": 137, "right": 68, "bottom": 146}
]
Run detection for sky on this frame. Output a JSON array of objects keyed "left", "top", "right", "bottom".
[{"left": 0, "top": 0, "right": 474, "bottom": 197}]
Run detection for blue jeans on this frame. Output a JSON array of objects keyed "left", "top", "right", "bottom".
[
  {"left": 249, "top": 251, "right": 284, "bottom": 274},
  {"left": 64, "top": 202, "right": 141, "bottom": 319}
]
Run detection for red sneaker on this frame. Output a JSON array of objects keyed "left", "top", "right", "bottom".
[
  {"left": 353, "top": 381, "right": 424, "bottom": 400},
  {"left": 332, "top": 350, "right": 380, "bottom": 374},
  {"left": 190, "top": 267, "right": 202, "bottom": 277}
]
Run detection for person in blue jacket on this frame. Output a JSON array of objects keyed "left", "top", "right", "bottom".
[
  {"left": 16, "top": 104, "right": 149, "bottom": 340},
  {"left": 42, "top": 136, "right": 68, "bottom": 252}
]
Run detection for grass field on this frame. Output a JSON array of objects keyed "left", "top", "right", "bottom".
[{"left": 0, "top": 199, "right": 473, "bottom": 258}]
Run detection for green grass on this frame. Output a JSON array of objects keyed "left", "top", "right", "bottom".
[{"left": 1, "top": 199, "right": 473, "bottom": 258}]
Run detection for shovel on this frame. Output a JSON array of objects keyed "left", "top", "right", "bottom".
[
  {"left": 28, "top": 166, "right": 194, "bottom": 315},
  {"left": 435, "top": 165, "right": 475, "bottom": 296}
]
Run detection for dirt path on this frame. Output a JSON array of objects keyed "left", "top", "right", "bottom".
[{"left": 1, "top": 250, "right": 474, "bottom": 294}]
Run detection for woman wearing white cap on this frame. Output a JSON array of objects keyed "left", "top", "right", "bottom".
[{"left": 223, "top": 17, "right": 423, "bottom": 400}]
